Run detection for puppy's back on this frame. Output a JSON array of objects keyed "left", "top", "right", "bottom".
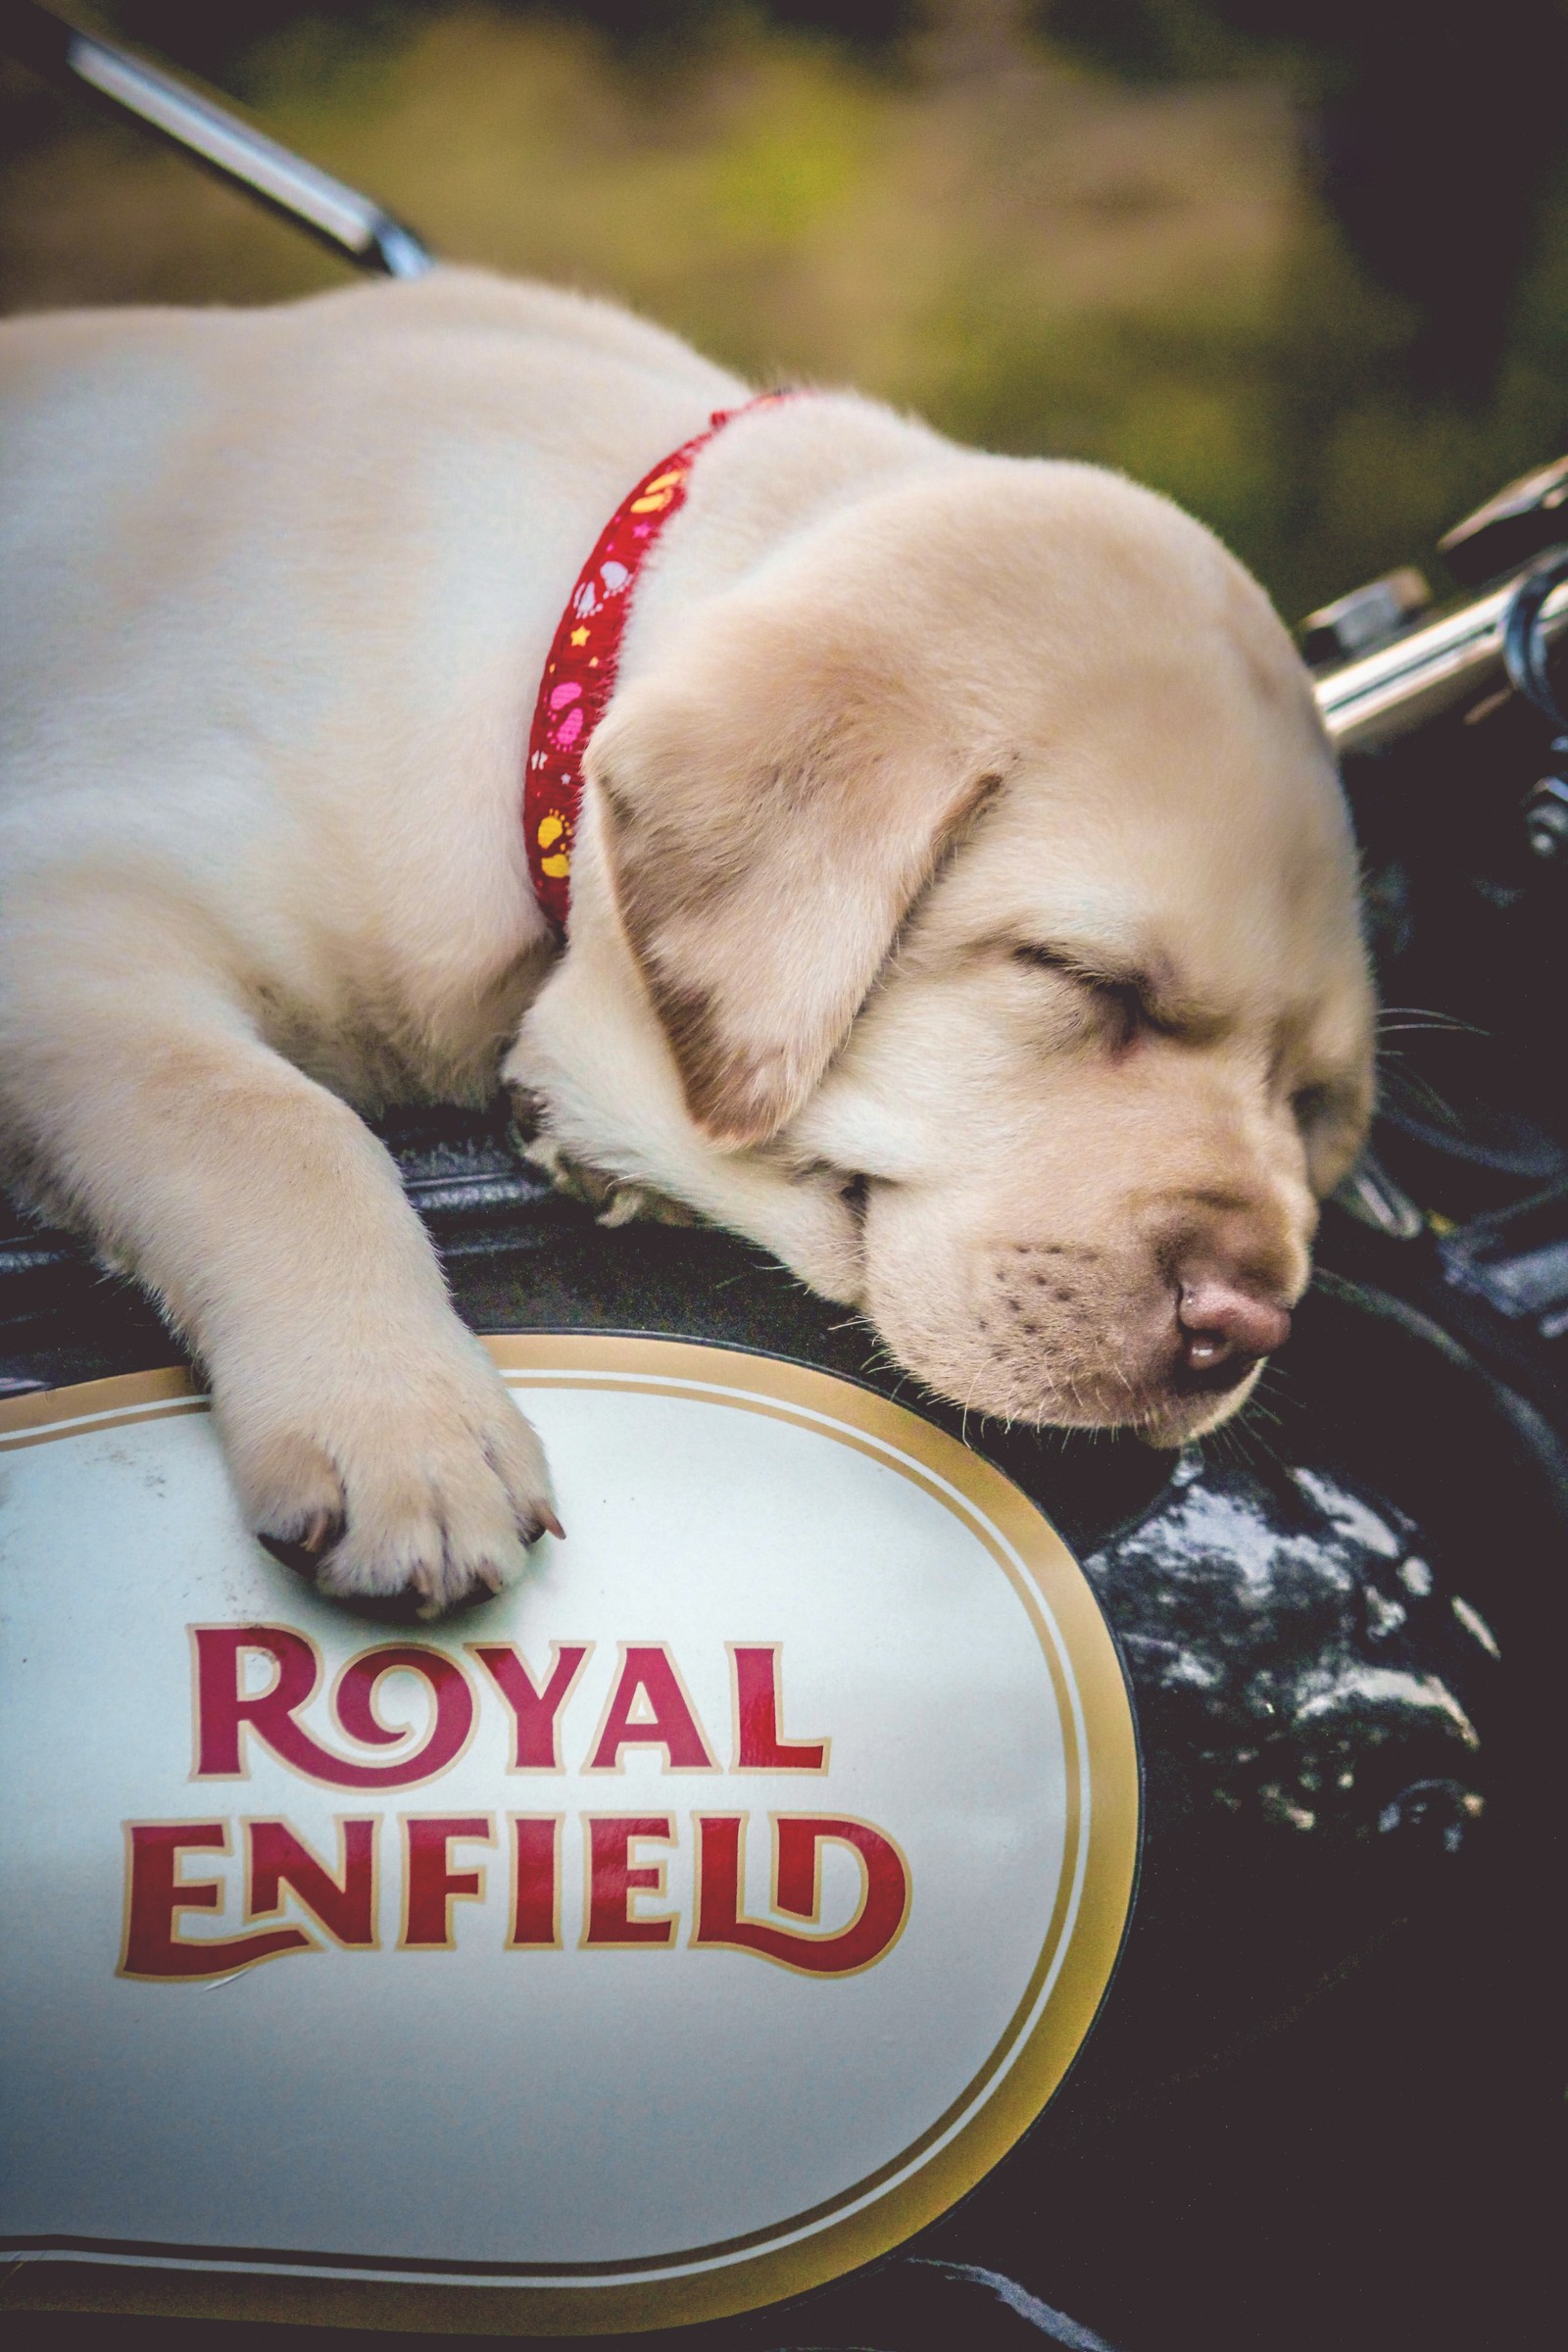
[{"left": 0, "top": 271, "right": 745, "bottom": 1096}]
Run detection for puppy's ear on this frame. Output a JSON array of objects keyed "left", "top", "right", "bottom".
[{"left": 589, "top": 624, "right": 994, "bottom": 1148}]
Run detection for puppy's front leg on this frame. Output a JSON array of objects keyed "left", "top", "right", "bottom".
[{"left": 3, "top": 972, "right": 555, "bottom": 1613}]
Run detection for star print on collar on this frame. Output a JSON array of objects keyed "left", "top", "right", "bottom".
[{"left": 522, "top": 392, "right": 796, "bottom": 933}]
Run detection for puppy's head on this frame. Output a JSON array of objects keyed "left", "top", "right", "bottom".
[{"left": 588, "top": 458, "right": 1373, "bottom": 1445}]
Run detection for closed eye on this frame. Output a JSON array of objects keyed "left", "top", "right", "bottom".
[
  {"left": 1009, "top": 944, "right": 1165, "bottom": 1051},
  {"left": 1288, "top": 1075, "right": 1369, "bottom": 1195}
]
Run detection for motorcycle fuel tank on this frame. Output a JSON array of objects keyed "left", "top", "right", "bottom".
[{"left": 1, "top": 1114, "right": 1560, "bottom": 2352}]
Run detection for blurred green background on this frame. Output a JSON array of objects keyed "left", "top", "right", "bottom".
[{"left": 5, "top": 0, "right": 1568, "bottom": 622}]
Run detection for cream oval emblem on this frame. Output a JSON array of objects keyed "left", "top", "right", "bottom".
[{"left": 0, "top": 1337, "right": 1138, "bottom": 2335}]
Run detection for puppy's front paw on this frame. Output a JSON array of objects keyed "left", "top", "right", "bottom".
[
  {"left": 219, "top": 1332, "right": 559, "bottom": 1618},
  {"left": 520, "top": 1130, "right": 699, "bottom": 1229}
]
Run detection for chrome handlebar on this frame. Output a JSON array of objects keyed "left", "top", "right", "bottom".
[
  {"left": 3, "top": 0, "right": 434, "bottom": 280},
  {"left": 1315, "top": 563, "right": 1568, "bottom": 755}
]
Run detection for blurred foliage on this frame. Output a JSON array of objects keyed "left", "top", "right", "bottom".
[{"left": 5, "top": 1, "right": 1568, "bottom": 619}]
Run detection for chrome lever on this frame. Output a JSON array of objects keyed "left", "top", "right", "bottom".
[{"left": 1, "top": 0, "right": 434, "bottom": 279}]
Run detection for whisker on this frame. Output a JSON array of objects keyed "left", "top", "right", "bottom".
[
  {"left": 1377, "top": 1004, "right": 1484, "bottom": 1033},
  {"left": 1376, "top": 1055, "right": 1466, "bottom": 1132},
  {"left": 1376, "top": 1019, "right": 1489, "bottom": 1038}
]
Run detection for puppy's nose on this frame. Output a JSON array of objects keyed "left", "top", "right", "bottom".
[{"left": 1176, "top": 1279, "right": 1292, "bottom": 1380}]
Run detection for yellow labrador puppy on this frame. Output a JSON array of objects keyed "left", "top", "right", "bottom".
[{"left": 0, "top": 269, "right": 1373, "bottom": 1611}]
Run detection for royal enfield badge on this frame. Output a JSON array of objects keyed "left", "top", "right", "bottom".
[{"left": 0, "top": 1337, "right": 1138, "bottom": 2334}]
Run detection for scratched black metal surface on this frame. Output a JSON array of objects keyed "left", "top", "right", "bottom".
[{"left": 2, "top": 1104, "right": 1563, "bottom": 2352}]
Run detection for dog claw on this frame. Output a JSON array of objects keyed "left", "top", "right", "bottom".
[
  {"left": 301, "top": 1509, "right": 336, "bottom": 1556},
  {"left": 534, "top": 1506, "right": 564, "bottom": 1543}
]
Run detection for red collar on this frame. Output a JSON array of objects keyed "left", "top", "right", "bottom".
[{"left": 523, "top": 393, "right": 790, "bottom": 933}]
